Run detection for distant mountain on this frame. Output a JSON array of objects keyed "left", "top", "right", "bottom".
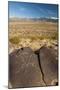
[
  {"left": 9, "top": 17, "right": 58, "bottom": 23},
  {"left": 38, "top": 17, "right": 58, "bottom": 22}
]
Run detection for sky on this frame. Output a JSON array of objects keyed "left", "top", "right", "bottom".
[{"left": 8, "top": 1, "right": 58, "bottom": 19}]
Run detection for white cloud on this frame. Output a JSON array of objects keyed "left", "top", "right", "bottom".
[{"left": 50, "top": 17, "right": 58, "bottom": 19}]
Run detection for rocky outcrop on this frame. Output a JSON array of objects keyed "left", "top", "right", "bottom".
[
  {"left": 36, "top": 46, "right": 58, "bottom": 86},
  {"left": 9, "top": 46, "right": 58, "bottom": 88}
]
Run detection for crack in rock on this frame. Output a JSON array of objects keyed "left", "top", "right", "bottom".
[
  {"left": 38, "top": 46, "right": 58, "bottom": 86},
  {"left": 9, "top": 46, "right": 58, "bottom": 88},
  {"left": 9, "top": 47, "right": 45, "bottom": 88},
  {"left": 35, "top": 50, "right": 47, "bottom": 85}
]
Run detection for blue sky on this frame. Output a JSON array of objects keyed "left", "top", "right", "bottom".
[{"left": 8, "top": 1, "right": 58, "bottom": 18}]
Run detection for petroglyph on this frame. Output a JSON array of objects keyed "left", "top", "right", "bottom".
[
  {"left": 9, "top": 47, "right": 45, "bottom": 88},
  {"left": 9, "top": 46, "right": 58, "bottom": 88}
]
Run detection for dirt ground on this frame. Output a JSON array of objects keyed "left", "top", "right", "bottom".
[{"left": 9, "top": 20, "right": 58, "bottom": 57}]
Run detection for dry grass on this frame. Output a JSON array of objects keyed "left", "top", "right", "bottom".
[
  {"left": 9, "top": 20, "right": 58, "bottom": 53},
  {"left": 9, "top": 36, "right": 20, "bottom": 44}
]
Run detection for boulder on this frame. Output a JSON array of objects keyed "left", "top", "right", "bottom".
[
  {"left": 9, "top": 47, "right": 45, "bottom": 88},
  {"left": 38, "top": 46, "right": 58, "bottom": 86}
]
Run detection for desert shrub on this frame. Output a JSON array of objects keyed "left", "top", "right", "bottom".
[
  {"left": 51, "top": 32, "right": 58, "bottom": 40},
  {"left": 30, "top": 36, "right": 37, "bottom": 41},
  {"left": 9, "top": 36, "right": 20, "bottom": 44},
  {"left": 27, "top": 35, "right": 44, "bottom": 41},
  {"left": 37, "top": 35, "right": 44, "bottom": 40},
  {"left": 46, "top": 32, "right": 58, "bottom": 40},
  {"left": 40, "top": 32, "right": 58, "bottom": 40}
]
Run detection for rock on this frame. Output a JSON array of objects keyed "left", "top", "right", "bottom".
[
  {"left": 38, "top": 46, "right": 58, "bottom": 86},
  {"left": 9, "top": 46, "right": 58, "bottom": 88},
  {"left": 9, "top": 47, "right": 45, "bottom": 88}
]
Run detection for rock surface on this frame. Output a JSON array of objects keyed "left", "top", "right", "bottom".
[
  {"left": 9, "top": 47, "right": 45, "bottom": 88},
  {"left": 38, "top": 46, "right": 58, "bottom": 86},
  {"left": 9, "top": 46, "right": 58, "bottom": 88}
]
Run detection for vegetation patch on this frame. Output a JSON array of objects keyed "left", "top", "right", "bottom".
[{"left": 9, "top": 36, "right": 20, "bottom": 44}]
